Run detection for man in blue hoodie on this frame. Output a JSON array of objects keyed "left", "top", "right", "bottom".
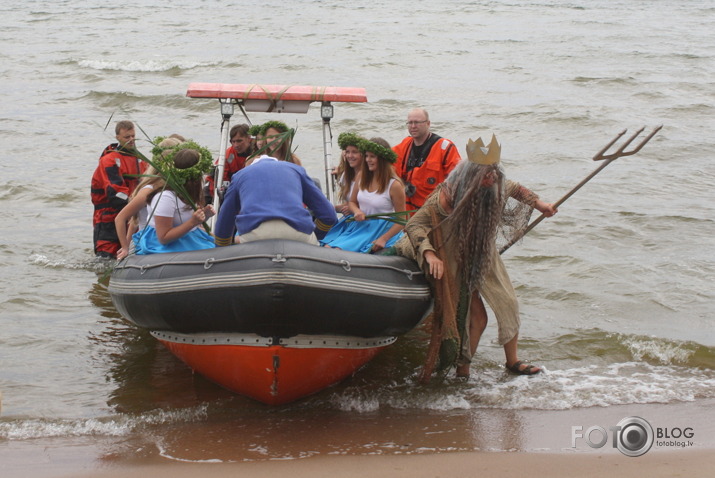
[{"left": 214, "top": 155, "right": 337, "bottom": 246}]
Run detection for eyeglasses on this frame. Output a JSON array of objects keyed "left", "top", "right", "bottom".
[{"left": 406, "top": 120, "right": 427, "bottom": 126}]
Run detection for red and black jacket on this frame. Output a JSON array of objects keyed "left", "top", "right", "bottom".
[{"left": 90, "top": 144, "right": 145, "bottom": 255}]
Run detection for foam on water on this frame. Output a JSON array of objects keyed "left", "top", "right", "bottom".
[
  {"left": 463, "top": 363, "right": 715, "bottom": 410},
  {"left": 0, "top": 404, "right": 208, "bottom": 440},
  {"left": 330, "top": 392, "right": 381, "bottom": 413},
  {"left": 0, "top": 416, "right": 133, "bottom": 440},
  {"left": 327, "top": 361, "right": 715, "bottom": 412},
  {"left": 619, "top": 334, "right": 695, "bottom": 364},
  {"left": 29, "top": 253, "right": 112, "bottom": 272},
  {"left": 74, "top": 58, "right": 212, "bottom": 72},
  {"left": 157, "top": 448, "right": 226, "bottom": 463},
  {"left": 323, "top": 328, "right": 715, "bottom": 413}
]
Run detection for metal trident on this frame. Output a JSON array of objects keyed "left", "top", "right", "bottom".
[{"left": 499, "top": 125, "right": 663, "bottom": 254}]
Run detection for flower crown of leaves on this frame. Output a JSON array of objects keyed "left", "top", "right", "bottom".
[
  {"left": 358, "top": 139, "right": 397, "bottom": 164},
  {"left": 151, "top": 138, "right": 213, "bottom": 184},
  {"left": 150, "top": 136, "right": 179, "bottom": 161},
  {"left": 338, "top": 132, "right": 364, "bottom": 150},
  {"left": 248, "top": 124, "right": 262, "bottom": 137},
  {"left": 260, "top": 120, "right": 290, "bottom": 136}
]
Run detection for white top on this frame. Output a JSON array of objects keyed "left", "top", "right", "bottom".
[
  {"left": 357, "top": 178, "right": 396, "bottom": 216},
  {"left": 136, "top": 184, "right": 154, "bottom": 231},
  {"left": 147, "top": 190, "right": 196, "bottom": 230},
  {"left": 347, "top": 180, "right": 356, "bottom": 202},
  {"left": 338, "top": 173, "right": 357, "bottom": 203},
  {"left": 250, "top": 155, "right": 278, "bottom": 166}
]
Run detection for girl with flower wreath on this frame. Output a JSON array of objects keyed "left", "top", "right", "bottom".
[
  {"left": 249, "top": 124, "right": 266, "bottom": 154},
  {"left": 320, "top": 137, "right": 406, "bottom": 253},
  {"left": 257, "top": 120, "right": 303, "bottom": 166},
  {"left": 115, "top": 136, "right": 182, "bottom": 260},
  {"left": 133, "top": 143, "right": 216, "bottom": 255},
  {"left": 333, "top": 132, "right": 365, "bottom": 215}
]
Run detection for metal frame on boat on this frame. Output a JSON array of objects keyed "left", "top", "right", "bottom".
[{"left": 186, "top": 83, "right": 368, "bottom": 209}]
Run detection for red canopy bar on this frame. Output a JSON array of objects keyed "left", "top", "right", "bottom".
[{"left": 186, "top": 83, "right": 367, "bottom": 103}]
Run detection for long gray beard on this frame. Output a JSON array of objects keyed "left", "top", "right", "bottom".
[{"left": 446, "top": 173, "right": 505, "bottom": 292}]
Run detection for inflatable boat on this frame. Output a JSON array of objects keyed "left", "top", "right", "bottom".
[
  {"left": 109, "top": 239, "right": 431, "bottom": 404},
  {"left": 107, "top": 82, "right": 432, "bottom": 404}
]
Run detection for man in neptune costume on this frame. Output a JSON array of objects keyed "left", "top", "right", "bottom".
[{"left": 394, "top": 135, "right": 558, "bottom": 380}]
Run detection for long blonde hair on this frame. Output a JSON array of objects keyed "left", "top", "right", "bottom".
[{"left": 336, "top": 149, "right": 363, "bottom": 202}]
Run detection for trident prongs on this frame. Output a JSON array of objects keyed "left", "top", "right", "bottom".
[
  {"left": 593, "top": 125, "right": 663, "bottom": 161},
  {"left": 499, "top": 125, "right": 663, "bottom": 255}
]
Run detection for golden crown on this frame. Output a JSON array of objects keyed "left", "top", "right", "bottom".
[{"left": 466, "top": 134, "right": 501, "bottom": 165}]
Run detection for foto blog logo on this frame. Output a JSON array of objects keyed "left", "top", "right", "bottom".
[{"left": 571, "top": 416, "right": 654, "bottom": 457}]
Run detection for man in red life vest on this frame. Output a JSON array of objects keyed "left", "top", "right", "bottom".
[
  {"left": 90, "top": 120, "right": 146, "bottom": 258},
  {"left": 392, "top": 108, "right": 461, "bottom": 212},
  {"left": 205, "top": 123, "right": 254, "bottom": 204}
]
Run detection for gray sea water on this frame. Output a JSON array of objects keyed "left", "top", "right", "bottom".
[{"left": 1, "top": 0, "right": 714, "bottom": 471}]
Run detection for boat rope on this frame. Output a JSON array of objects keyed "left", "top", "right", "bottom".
[{"left": 115, "top": 252, "right": 424, "bottom": 279}]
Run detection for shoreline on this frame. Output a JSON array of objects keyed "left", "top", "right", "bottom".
[
  {"left": 69, "top": 449, "right": 714, "bottom": 478},
  {"left": 2, "top": 399, "right": 712, "bottom": 478}
]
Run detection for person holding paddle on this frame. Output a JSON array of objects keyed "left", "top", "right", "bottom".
[{"left": 394, "top": 135, "right": 557, "bottom": 380}]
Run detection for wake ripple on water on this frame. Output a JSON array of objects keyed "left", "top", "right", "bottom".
[{"left": 79, "top": 90, "right": 206, "bottom": 113}]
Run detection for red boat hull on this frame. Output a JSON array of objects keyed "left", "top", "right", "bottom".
[
  {"left": 109, "top": 241, "right": 431, "bottom": 405},
  {"left": 153, "top": 332, "right": 393, "bottom": 405}
]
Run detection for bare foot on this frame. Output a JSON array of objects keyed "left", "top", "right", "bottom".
[{"left": 455, "top": 363, "right": 470, "bottom": 378}]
